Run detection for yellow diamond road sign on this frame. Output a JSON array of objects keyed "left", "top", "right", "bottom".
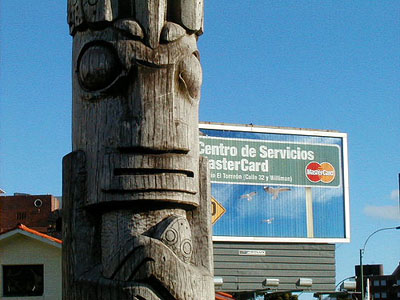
[{"left": 211, "top": 197, "right": 226, "bottom": 224}]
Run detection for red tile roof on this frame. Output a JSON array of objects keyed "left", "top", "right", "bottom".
[
  {"left": 216, "top": 292, "right": 235, "bottom": 300},
  {"left": 0, "top": 224, "right": 62, "bottom": 244}
]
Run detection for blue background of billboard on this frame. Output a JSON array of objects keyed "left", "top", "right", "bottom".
[{"left": 201, "top": 128, "right": 346, "bottom": 239}]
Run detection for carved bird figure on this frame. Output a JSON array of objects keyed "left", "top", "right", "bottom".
[
  {"left": 240, "top": 192, "right": 257, "bottom": 201},
  {"left": 263, "top": 186, "right": 291, "bottom": 200},
  {"left": 262, "top": 217, "right": 274, "bottom": 224}
]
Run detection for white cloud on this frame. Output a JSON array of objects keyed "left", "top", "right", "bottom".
[
  {"left": 391, "top": 189, "right": 399, "bottom": 201},
  {"left": 312, "top": 186, "right": 343, "bottom": 203},
  {"left": 364, "top": 205, "right": 400, "bottom": 220}
]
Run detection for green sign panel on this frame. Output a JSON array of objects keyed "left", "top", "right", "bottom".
[{"left": 199, "top": 137, "right": 341, "bottom": 188}]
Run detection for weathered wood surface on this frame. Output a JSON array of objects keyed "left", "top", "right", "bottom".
[{"left": 63, "top": 0, "right": 213, "bottom": 299}]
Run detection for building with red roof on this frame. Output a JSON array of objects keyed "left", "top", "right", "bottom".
[{"left": 0, "top": 224, "right": 62, "bottom": 299}]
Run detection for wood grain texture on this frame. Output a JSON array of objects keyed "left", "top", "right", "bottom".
[{"left": 63, "top": 0, "right": 213, "bottom": 299}]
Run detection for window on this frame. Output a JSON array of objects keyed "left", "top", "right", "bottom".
[
  {"left": 374, "top": 280, "right": 380, "bottom": 286},
  {"left": 3, "top": 265, "right": 44, "bottom": 297},
  {"left": 374, "top": 292, "right": 380, "bottom": 299},
  {"left": 16, "top": 212, "right": 26, "bottom": 220},
  {"left": 397, "top": 279, "right": 400, "bottom": 285},
  {"left": 381, "top": 279, "right": 386, "bottom": 286},
  {"left": 381, "top": 292, "right": 387, "bottom": 298}
]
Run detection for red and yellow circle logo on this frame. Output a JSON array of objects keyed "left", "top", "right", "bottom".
[{"left": 305, "top": 162, "right": 335, "bottom": 184}]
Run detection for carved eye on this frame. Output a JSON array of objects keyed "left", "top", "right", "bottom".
[
  {"left": 77, "top": 43, "right": 123, "bottom": 92},
  {"left": 178, "top": 53, "right": 202, "bottom": 99}
]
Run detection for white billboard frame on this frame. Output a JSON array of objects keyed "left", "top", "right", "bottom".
[{"left": 200, "top": 122, "right": 350, "bottom": 244}]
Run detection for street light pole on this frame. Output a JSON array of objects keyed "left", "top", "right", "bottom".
[
  {"left": 336, "top": 275, "right": 357, "bottom": 290},
  {"left": 359, "top": 226, "right": 400, "bottom": 300},
  {"left": 360, "top": 248, "right": 364, "bottom": 300}
]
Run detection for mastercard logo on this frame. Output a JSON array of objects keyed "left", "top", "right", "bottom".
[{"left": 305, "top": 162, "right": 335, "bottom": 184}]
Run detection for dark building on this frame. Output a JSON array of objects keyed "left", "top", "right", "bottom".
[
  {"left": 0, "top": 194, "right": 61, "bottom": 235},
  {"left": 355, "top": 263, "right": 400, "bottom": 300},
  {"left": 214, "top": 242, "right": 335, "bottom": 297}
]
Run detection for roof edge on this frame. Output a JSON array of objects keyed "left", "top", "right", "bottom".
[
  {"left": 200, "top": 121, "right": 341, "bottom": 134},
  {"left": 0, "top": 224, "right": 62, "bottom": 246}
]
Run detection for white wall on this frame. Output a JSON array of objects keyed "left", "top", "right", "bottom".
[{"left": 0, "top": 233, "right": 61, "bottom": 300}]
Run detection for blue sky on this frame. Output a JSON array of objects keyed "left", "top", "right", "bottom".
[{"left": 1, "top": 1, "right": 399, "bottom": 298}]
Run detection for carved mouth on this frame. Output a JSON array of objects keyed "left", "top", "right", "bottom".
[
  {"left": 114, "top": 168, "right": 194, "bottom": 178},
  {"left": 109, "top": 168, "right": 197, "bottom": 194},
  {"left": 101, "top": 152, "right": 199, "bottom": 198},
  {"left": 103, "top": 170, "right": 198, "bottom": 194},
  {"left": 117, "top": 147, "right": 190, "bottom": 156}
]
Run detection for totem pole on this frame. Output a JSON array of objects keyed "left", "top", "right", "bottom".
[{"left": 62, "top": 1, "right": 214, "bottom": 299}]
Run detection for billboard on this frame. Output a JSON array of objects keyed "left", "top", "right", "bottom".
[{"left": 200, "top": 123, "right": 350, "bottom": 243}]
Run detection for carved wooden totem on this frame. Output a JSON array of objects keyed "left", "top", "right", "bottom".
[{"left": 62, "top": 1, "right": 214, "bottom": 299}]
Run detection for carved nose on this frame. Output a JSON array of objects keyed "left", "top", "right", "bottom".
[{"left": 135, "top": 0, "right": 166, "bottom": 49}]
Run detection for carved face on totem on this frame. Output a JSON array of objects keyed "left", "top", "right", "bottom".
[{"left": 68, "top": 0, "right": 203, "bottom": 207}]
